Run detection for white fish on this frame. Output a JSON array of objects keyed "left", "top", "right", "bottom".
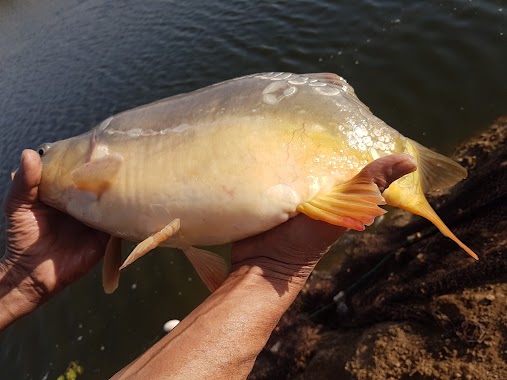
[{"left": 36, "top": 72, "right": 477, "bottom": 293}]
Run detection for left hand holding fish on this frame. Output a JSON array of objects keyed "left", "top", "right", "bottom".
[{"left": 0, "top": 149, "right": 110, "bottom": 330}]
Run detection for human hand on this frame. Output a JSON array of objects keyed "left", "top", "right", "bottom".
[
  {"left": 1, "top": 150, "right": 109, "bottom": 326},
  {"left": 114, "top": 154, "right": 417, "bottom": 380},
  {"left": 231, "top": 153, "right": 417, "bottom": 290}
]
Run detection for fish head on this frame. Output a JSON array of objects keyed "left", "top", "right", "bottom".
[{"left": 36, "top": 133, "right": 93, "bottom": 211}]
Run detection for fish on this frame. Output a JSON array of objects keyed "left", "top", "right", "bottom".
[{"left": 35, "top": 72, "right": 478, "bottom": 293}]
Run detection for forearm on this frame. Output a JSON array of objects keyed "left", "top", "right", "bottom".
[{"left": 113, "top": 263, "right": 307, "bottom": 380}]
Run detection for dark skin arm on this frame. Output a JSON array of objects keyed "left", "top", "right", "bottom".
[{"left": 0, "top": 149, "right": 416, "bottom": 379}]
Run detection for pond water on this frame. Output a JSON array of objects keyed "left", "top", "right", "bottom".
[{"left": 0, "top": 0, "right": 506, "bottom": 378}]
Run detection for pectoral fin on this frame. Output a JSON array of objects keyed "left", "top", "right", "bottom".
[
  {"left": 297, "top": 165, "right": 387, "bottom": 231},
  {"left": 120, "top": 219, "right": 181, "bottom": 270},
  {"left": 183, "top": 246, "right": 229, "bottom": 292},
  {"left": 102, "top": 235, "right": 122, "bottom": 294},
  {"left": 71, "top": 154, "right": 123, "bottom": 195}
]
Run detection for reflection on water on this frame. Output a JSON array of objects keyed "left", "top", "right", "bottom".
[{"left": 0, "top": 0, "right": 506, "bottom": 378}]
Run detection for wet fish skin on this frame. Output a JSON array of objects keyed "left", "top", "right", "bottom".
[{"left": 35, "top": 72, "right": 477, "bottom": 292}]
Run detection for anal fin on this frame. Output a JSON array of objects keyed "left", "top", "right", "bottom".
[
  {"left": 297, "top": 166, "right": 387, "bottom": 231},
  {"left": 183, "top": 247, "right": 229, "bottom": 292},
  {"left": 102, "top": 235, "right": 122, "bottom": 294},
  {"left": 120, "top": 219, "right": 181, "bottom": 270}
]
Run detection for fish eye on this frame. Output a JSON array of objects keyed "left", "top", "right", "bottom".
[{"left": 37, "top": 143, "right": 52, "bottom": 157}]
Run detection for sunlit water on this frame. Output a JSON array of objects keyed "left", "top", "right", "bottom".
[{"left": 0, "top": 0, "right": 506, "bottom": 378}]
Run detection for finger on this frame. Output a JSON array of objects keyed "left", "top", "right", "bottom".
[
  {"left": 362, "top": 153, "right": 417, "bottom": 193},
  {"left": 3, "top": 150, "right": 43, "bottom": 213},
  {"left": 281, "top": 154, "right": 417, "bottom": 246}
]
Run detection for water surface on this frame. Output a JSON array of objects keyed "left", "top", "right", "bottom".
[{"left": 0, "top": 0, "right": 506, "bottom": 378}]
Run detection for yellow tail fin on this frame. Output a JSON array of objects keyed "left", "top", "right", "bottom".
[{"left": 383, "top": 140, "right": 478, "bottom": 260}]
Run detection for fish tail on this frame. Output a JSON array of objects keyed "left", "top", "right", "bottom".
[{"left": 383, "top": 140, "right": 478, "bottom": 260}]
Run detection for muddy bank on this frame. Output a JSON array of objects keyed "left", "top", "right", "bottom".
[{"left": 249, "top": 118, "right": 507, "bottom": 379}]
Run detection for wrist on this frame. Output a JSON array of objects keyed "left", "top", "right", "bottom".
[
  {"left": 0, "top": 258, "right": 45, "bottom": 330},
  {"left": 115, "top": 260, "right": 311, "bottom": 380},
  {"left": 227, "top": 257, "right": 316, "bottom": 318},
  {"left": 232, "top": 256, "right": 316, "bottom": 289}
]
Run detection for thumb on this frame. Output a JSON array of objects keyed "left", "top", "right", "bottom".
[
  {"left": 3, "top": 149, "right": 42, "bottom": 214},
  {"left": 362, "top": 153, "right": 417, "bottom": 193}
]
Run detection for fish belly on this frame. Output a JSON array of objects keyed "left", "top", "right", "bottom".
[{"left": 74, "top": 119, "right": 344, "bottom": 246}]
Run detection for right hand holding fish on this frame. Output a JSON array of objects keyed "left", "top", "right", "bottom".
[
  {"left": 230, "top": 153, "right": 417, "bottom": 289},
  {"left": 112, "top": 153, "right": 416, "bottom": 380}
]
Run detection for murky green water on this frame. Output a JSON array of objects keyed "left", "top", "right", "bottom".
[{"left": 1, "top": 0, "right": 506, "bottom": 378}]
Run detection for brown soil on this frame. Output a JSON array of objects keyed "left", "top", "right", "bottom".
[{"left": 249, "top": 118, "right": 507, "bottom": 380}]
